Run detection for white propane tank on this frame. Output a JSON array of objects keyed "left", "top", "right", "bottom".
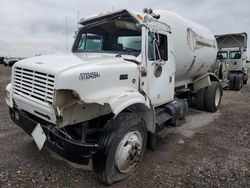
[{"left": 155, "top": 10, "right": 218, "bottom": 84}]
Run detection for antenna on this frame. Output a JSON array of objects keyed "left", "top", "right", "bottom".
[
  {"left": 66, "top": 16, "right": 69, "bottom": 54},
  {"left": 77, "top": 11, "right": 80, "bottom": 28}
]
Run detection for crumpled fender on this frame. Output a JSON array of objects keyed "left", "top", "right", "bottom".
[
  {"left": 107, "top": 91, "right": 151, "bottom": 116},
  {"left": 53, "top": 89, "right": 152, "bottom": 129}
]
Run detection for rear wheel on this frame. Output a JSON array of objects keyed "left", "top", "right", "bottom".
[
  {"left": 243, "top": 74, "right": 248, "bottom": 84},
  {"left": 240, "top": 75, "right": 244, "bottom": 88},
  {"left": 229, "top": 74, "right": 235, "bottom": 90},
  {"left": 234, "top": 74, "right": 242, "bottom": 91},
  {"left": 195, "top": 87, "right": 205, "bottom": 111},
  {"left": 243, "top": 77, "right": 248, "bottom": 84},
  {"left": 204, "top": 81, "right": 222, "bottom": 112},
  {"left": 218, "top": 63, "right": 223, "bottom": 79},
  {"left": 92, "top": 112, "right": 147, "bottom": 185}
]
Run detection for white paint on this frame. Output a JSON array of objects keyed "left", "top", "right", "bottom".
[{"left": 143, "top": 25, "right": 176, "bottom": 106}]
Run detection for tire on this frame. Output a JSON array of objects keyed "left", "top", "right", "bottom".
[
  {"left": 229, "top": 74, "right": 235, "bottom": 90},
  {"left": 243, "top": 74, "right": 248, "bottom": 84},
  {"left": 195, "top": 87, "right": 205, "bottom": 111},
  {"left": 92, "top": 112, "right": 147, "bottom": 185},
  {"left": 204, "top": 81, "right": 222, "bottom": 112},
  {"left": 218, "top": 63, "right": 223, "bottom": 79},
  {"left": 234, "top": 74, "right": 242, "bottom": 91},
  {"left": 240, "top": 75, "right": 243, "bottom": 88},
  {"left": 147, "top": 132, "right": 157, "bottom": 150}
]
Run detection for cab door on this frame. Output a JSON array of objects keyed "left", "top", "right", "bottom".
[{"left": 145, "top": 29, "right": 175, "bottom": 107}]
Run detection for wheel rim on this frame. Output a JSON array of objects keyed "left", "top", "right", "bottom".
[
  {"left": 215, "top": 88, "right": 221, "bottom": 107},
  {"left": 115, "top": 131, "right": 143, "bottom": 173}
]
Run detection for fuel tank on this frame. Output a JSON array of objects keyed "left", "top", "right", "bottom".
[{"left": 155, "top": 10, "right": 218, "bottom": 83}]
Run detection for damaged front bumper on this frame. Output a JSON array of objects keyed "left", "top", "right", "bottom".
[{"left": 9, "top": 107, "right": 99, "bottom": 165}]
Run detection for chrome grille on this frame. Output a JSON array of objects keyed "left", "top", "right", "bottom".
[{"left": 13, "top": 67, "right": 55, "bottom": 104}]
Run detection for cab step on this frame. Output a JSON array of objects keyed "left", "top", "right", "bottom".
[{"left": 155, "top": 99, "right": 188, "bottom": 134}]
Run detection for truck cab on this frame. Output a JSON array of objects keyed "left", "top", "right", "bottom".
[{"left": 215, "top": 33, "right": 248, "bottom": 90}]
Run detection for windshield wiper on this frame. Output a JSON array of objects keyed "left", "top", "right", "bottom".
[
  {"left": 123, "top": 58, "right": 140, "bottom": 65},
  {"left": 115, "top": 52, "right": 129, "bottom": 57},
  {"left": 115, "top": 49, "right": 140, "bottom": 57},
  {"left": 115, "top": 51, "right": 133, "bottom": 57}
]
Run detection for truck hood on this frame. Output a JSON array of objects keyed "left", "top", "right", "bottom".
[
  {"left": 14, "top": 53, "right": 137, "bottom": 75},
  {"left": 11, "top": 52, "right": 141, "bottom": 126}
]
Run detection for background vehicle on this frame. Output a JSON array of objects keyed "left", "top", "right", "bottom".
[
  {"left": 6, "top": 9, "right": 222, "bottom": 185},
  {"left": 3, "top": 57, "right": 21, "bottom": 67},
  {"left": 0, "top": 57, "right": 4, "bottom": 64},
  {"left": 213, "top": 33, "right": 248, "bottom": 90}
]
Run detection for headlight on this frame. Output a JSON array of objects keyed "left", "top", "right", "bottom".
[{"left": 54, "top": 89, "right": 80, "bottom": 109}]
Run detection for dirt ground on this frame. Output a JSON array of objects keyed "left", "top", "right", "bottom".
[{"left": 0, "top": 64, "right": 250, "bottom": 188}]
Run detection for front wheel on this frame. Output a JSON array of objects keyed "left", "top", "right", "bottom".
[{"left": 92, "top": 112, "right": 147, "bottom": 185}]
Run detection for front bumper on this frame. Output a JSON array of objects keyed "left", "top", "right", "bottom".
[{"left": 9, "top": 107, "right": 99, "bottom": 165}]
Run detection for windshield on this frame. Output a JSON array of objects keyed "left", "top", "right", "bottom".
[
  {"left": 118, "top": 36, "right": 141, "bottom": 51},
  {"left": 78, "top": 34, "right": 102, "bottom": 51},
  {"left": 217, "top": 51, "right": 228, "bottom": 60},
  {"left": 73, "top": 19, "right": 142, "bottom": 56},
  {"left": 229, "top": 51, "right": 241, "bottom": 59}
]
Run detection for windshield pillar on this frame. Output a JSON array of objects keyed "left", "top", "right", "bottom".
[{"left": 140, "top": 26, "right": 148, "bottom": 68}]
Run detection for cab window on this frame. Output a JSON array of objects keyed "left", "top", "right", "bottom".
[
  {"left": 229, "top": 51, "right": 241, "bottom": 59},
  {"left": 217, "top": 51, "right": 228, "bottom": 60},
  {"left": 77, "top": 34, "right": 102, "bottom": 51},
  {"left": 117, "top": 36, "right": 141, "bottom": 51},
  {"left": 148, "top": 33, "right": 168, "bottom": 61}
]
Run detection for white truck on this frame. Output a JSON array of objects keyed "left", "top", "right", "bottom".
[
  {"left": 6, "top": 9, "right": 222, "bottom": 185},
  {"left": 214, "top": 33, "right": 248, "bottom": 90}
]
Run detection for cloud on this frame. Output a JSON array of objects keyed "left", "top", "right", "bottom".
[{"left": 0, "top": 0, "right": 249, "bottom": 57}]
